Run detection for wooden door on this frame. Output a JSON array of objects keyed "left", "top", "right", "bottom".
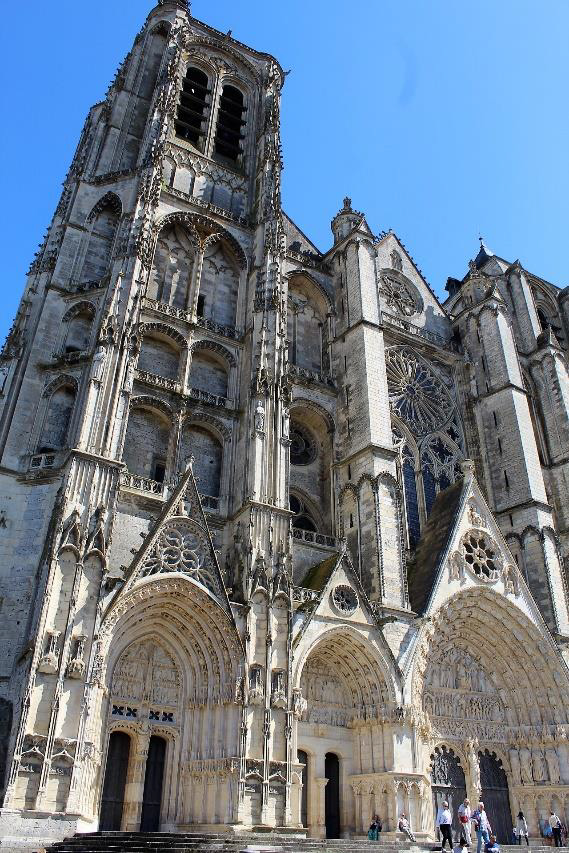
[
  {"left": 99, "top": 731, "right": 131, "bottom": 831},
  {"left": 140, "top": 735, "right": 166, "bottom": 832},
  {"left": 325, "top": 752, "right": 340, "bottom": 839}
]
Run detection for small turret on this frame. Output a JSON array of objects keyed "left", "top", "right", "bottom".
[{"left": 331, "top": 197, "right": 363, "bottom": 244}]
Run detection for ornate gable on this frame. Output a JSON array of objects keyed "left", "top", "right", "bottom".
[
  {"left": 417, "top": 464, "right": 550, "bottom": 633},
  {"left": 110, "top": 463, "right": 232, "bottom": 615}
]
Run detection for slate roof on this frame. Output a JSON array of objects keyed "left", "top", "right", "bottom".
[
  {"left": 407, "top": 479, "right": 465, "bottom": 615},
  {"left": 299, "top": 553, "right": 340, "bottom": 591}
]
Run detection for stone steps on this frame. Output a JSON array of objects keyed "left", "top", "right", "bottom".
[{"left": 43, "top": 835, "right": 555, "bottom": 853}]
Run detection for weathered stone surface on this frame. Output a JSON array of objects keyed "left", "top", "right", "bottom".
[{"left": 1, "top": 4, "right": 569, "bottom": 851}]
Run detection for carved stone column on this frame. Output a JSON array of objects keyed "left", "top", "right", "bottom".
[
  {"left": 123, "top": 730, "right": 149, "bottom": 831},
  {"left": 315, "top": 777, "right": 328, "bottom": 838}
]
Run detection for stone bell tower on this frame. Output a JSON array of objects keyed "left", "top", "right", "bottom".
[{"left": 0, "top": 0, "right": 292, "bottom": 841}]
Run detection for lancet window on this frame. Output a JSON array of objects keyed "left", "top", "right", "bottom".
[
  {"left": 214, "top": 85, "right": 246, "bottom": 163},
  {"left": 389, "top": 347, "right": 464, "bottom": 548},
  {"left": 175, "top": 67, "right": 210, "bottom": 148}
]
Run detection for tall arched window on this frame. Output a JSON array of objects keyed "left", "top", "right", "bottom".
[
  {"left": 147, "top": 224, "right": 195, "bottom": 309},
  {"left": 198, "top": 242, "right": 239, "bottom": 327},
  {"left": 39, "top": 384, "right": 77, "bottom": 452},
  {"left": 137, "top": 334, "right": 180, "bottom": 381},
  {"left": 421, "top": 435, "right": 462, "bottom": 516},
  {"left": 175, "top": 67, "right": 210, "bottom": 147},
  {"left": 81, "top": 199, "right": 120, "bottom": 284},
  {"left": 64, "top": 307, "right": 94, "bottom": 354},
  {"left": 123, "top": 407, "right": 170, "bottom": 481},
  {"left": 214, "top": 85, "right": 245, "bottom": 163}
]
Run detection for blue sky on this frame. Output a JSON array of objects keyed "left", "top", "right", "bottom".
[{"left": 1, "top": 1, "right": 568, "bottom": 344}]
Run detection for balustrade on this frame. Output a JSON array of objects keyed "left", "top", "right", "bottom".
[{"left": 292, "top": 527, "right": 338, "bottom": 548}]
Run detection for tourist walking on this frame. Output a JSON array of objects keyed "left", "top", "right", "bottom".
[
  {"left": 516, "top": 812, "right": 529, "bottom": 846},
  {"left": 399, "top": 812, "right": 416, "bottom": 842},
  {"left": 458, "top": 798, "right": 472, "bottom": 846},
  {"left": 472, "top": 802, "right": 492, "bottom": 853},
  {"left": 368, "top": 815, "right": 382, "bottom": 841},
  {"left": 549, "top": 812, "right": 563, "bottom": 847},
  {"left": 437, "top": 800, "right": 454, "bottom": 851}
]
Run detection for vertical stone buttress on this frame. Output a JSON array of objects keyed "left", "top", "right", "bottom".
[
  {"left": 455, "top": 266, "right": 569, "bottom": 636},
  {"left": 329, "top": 201, "right": 407, "bottom": 610}
]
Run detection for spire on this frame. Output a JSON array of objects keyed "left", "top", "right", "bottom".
[{"left": 474, "top": 236, "right": 495, "bottom": 269}]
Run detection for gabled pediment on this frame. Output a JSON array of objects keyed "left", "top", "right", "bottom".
[
  {"left": 408, "top": 464, "right": 550, "bottom": 633},
  {"left": 292, "top": 547, "right": 398, "bottom": 662},
  {"left": 104, "top": 464, "right": 232, "bottom": 619}
]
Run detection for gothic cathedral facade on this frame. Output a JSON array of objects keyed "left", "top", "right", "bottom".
[{"left": 1, "top": 1, "right": 569, "bottom": 849}]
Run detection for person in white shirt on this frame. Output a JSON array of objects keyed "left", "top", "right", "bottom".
[
  {"left": 516, "top": 811, "right": 529, "bottom": 846},
  {"left": 437, "top": 800, "right": 454, "bottom": 850},
  {"left": 549, "top": 812, "right": 562, "bottom": 847},
  {"left": 458, "top": 798, "right": 472, "bottom": 846},
  {"left": 399, "top": 813, "right": 416, "bottom": 843},
  {"left": 471, "top": 802, "right": 491, "bottom": 853}
]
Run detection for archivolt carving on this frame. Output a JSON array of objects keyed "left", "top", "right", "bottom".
[
  {"left": 152, "top": 211, "right": 247, "bottom": 270},
  {"left": 101, "top": 578, "right": 243, "bottom": 700},
  {"left": 182, "top": 411, "right": 231, "bottom": 442},
  {"left": 139, "top": 322, "right": 188, "bottom": 349},
  {"left": 42, "top": 373, "right": 79, "bottom": 397},
  {"left": 190, "top": 339, "right": 236, "bottom": 367},
  {"left": 62, "top": 301, "right": 96, "bottom": 322},
  {"left": 87, "top": 191, "right": 122, "bottom": 223},
  {"left": 411, "top": 588, "right": 569, "bottom": 739},
  {"left": 129, "top": 394, "right": 173, "bottom": 421}
]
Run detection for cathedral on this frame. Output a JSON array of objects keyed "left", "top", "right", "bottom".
[{"left": 1, "top": 1, "right": 569, "bottom": 849}]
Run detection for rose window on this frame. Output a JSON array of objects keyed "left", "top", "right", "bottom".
[
  {"left": 290, "top": 423, "right": 317, "bottom": 465},
  {"left": 386, "top": 347, "right": 453, "bottom": 435},
  {"left": 140, "top": 522, "right": 213, "bottom": 586},
  {"left": 462, "top": 532, "right": 499, "bottom": 580},
  {"left": 331, "top": 585, "right": 358, "bottom": 615},
  {"left": 381, "top": 274, "right": 417, "bottom": 317}
]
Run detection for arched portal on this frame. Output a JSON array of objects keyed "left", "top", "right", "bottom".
[
  {"left": 295, "top": 626, "right": 395, "bottom": 837},
  {"left": 430, "top": 746, "right": 466, "bottom": 841},
  {"left": 479, "top": 750, "right": 510, "bottom": 843},
  {"left": 413, "top": 588, "right": 569, "bottom": 839},
  {"left": 100, "top": 731, "right": 131, "bottom": 831},
  {"left": 91, "top": 576, "right": 243, "bottom": 832}
]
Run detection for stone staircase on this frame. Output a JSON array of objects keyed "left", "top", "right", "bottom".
[{"left": 41, "top": 832, "right": 556, "bottom": 853}]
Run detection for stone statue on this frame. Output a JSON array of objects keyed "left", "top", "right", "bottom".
[
  {"left": 519, "top": 748, "right": 533, "bottom": 785},
  {"left": 254, "top": 400, "right": 265, "bottom": 433},
  {"left": 509, "top": 749, "right": 521, "bottom": 786},
  {"left": 532, "top": 748, "right": 546, "bottom": 783},
  {"left": 91, "top": 344, "right": 107, "bottom": 382},
  {"left": 545, "top": 748, "right": 561, "bottom": 784},
  {"left": 282, "top": 407, "right": 290, "bottom": 439},
  {"left": 466, "top": 739, "right": 481, "bottom": 794}
]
